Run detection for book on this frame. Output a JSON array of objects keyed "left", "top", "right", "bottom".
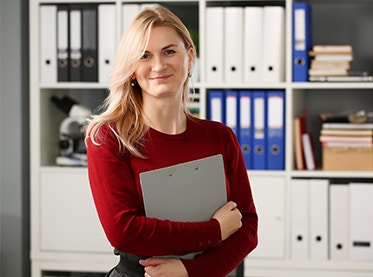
[
  {"left": 320, "top": 135, "right": 373, "bottom": 143},
  {"left": 302, "top": 133, "right": 316, "bottom": 170},
  {"left": 321, "top": 129, "right": 373, "bottom": 136},
  {"left": 308, "top": 68, "right": 348, "bottom": 76},
  {"left": 309, "top": 75, "right": 373, "bottom": 82},
  {"left": 309, "top": 50, "right": 353, "bottom": 56},
  {"left": 293, "top": 116, "right": 306, "bottom": 170},
  {"left": 312, "top": 44, "right": 352, "bottom": 53},
  {"left": 310, "top": 60, "right": 350, "bottom": 70},
  {"left": 312, "top": 55, "right": 353, "bottom": 62},
  {"left": 321, "top": 141, "right": 373, "bottom": 148},
  {"left": 322, "top": 123, "right": 373, "bottom": 130}
]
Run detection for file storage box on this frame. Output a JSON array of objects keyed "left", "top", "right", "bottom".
[{"left": 322, "top": 146, "right": 373, "bottom": 171}]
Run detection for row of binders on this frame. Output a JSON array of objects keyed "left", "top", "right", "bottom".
[
  {"left": 291, "top": 179, "right": 373, "bottom": 261},
  {"left": 206, "top": 6, "right": 285, "bottom": 84},
  {"left": 207, "top": 90, "right": 285, "bottom": 170},
  {"left": 40, "top": 4, "right": 115, "bottom": 83},
  {"left": 40, "top": 3, "right": 191, "bottom": 84}
]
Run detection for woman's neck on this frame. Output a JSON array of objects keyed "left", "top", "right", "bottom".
[{"left": 143, "top": 103, "right": 187, "bottom": 135}]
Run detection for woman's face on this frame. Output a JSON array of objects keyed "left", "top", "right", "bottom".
[{"left": 133, "top": 26, "right": 193, "bottom": 101}]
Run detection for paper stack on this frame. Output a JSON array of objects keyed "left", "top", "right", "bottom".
[
  {"left": 308, "top": 44, "right": 373, "bottom": 82},
  {"left": 308, "top": 45, "right": 352, "bottom": 78}
]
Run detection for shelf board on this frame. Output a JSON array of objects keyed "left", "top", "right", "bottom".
[
  {"left": 40, "top": 83, "right": 109, "bottom": 90},
  {"left": 291, "top": 82, "right": 373, "bottom": 90},
  {"left": 290, "top": 169, "right": 373, "bottom": 179},
  {"left": 245, "top": 258, "right": 373, "bottom": 272},
  {"left": 203, "top": 82, "right": 287, "bottom": 89}
]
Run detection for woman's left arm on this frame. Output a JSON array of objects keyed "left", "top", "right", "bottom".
[{"left": 181, "top": 128, "right": 259, "bottom": 277}]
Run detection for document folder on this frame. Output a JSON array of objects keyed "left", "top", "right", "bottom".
[
  {"left": 330, "top": 184, "right": 349, "bottom": 260},
  {"left": 122, "top": 4, "right": 140, "bottom": 33},
  {"left": 252, "top": 91, "right": 266, "bottom": 169},
  {"left": 81, "top": 4, "right": 98, "bottom": 82},
  {"left": 40, "top": 5, "right": 57, "bottom": 83},
  {"left": 140, "top": 154, "right": 227, "bottom": 223},
  {"left": 266, "top": 90, "right": 285, "bottom": 170},
  {"left": 225, "top": 90, "right": 239, "bottom": 137},
  {"left": 243, "top": 7, "right": 263, "bottom": 83},
  {"left": 349, "top": 183, "right": 373, "bottom": 261},
  {"left": 224, "top": 7, "right": 244, "bottom": 83},
  {"left": 57, "top": 5, "right": 69, "bottom": 82},
  {"left": 261, "top": 6, "right": 285, "bottom": 82},
  {"left": 309, "top": 179, "right": 329, "bottom": 260},
  {"left": 69, "top": 5, "right": 82, "bottom": 82},
  {"left": 207, "top": 90, "right": 225, "bottom": 124},
  {"left": 292, "top": 2, "right": 312, "bottom": 82},
  {"left": 206, "top": 7, "right": 224, "bottom": 83},
  {"left": 238, "top": 90, "right": 252, "bottom": 169},
  {"left": 98, "top": 4, "right": 116, "bottom": 84},
  {"left": 290, "top": 179, "right": 309, "bottom": 260}
]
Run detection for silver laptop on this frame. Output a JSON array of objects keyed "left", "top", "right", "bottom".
[{"left": 140, "top": 154, "right": 227, "bottom": 223}]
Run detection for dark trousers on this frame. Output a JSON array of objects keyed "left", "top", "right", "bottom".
[{"left": 105, "top": 251, "right": 148, "bottom": 277}]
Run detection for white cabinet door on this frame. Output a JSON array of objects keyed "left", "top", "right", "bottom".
[
  {"left": 248, "top": 175, "right": 285, "bottom": 259},
  {"left": 40, "top": 170, "right": 112, "bottom": 253}
]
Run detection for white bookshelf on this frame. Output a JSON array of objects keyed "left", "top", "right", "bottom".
[{"left": 30, "top": 0, "right": 373, "bottom": 276}]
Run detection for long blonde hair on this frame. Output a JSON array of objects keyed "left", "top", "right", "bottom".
[{"left": 86, "top": 5, "right": 196, "bottom": 158}]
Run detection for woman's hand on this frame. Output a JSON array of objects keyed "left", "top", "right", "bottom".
[
  {"left": 140, "top": 258, "right": 188, "bottom": 277},
  {"left": 212, "top": 201, "right": 242, "bottom": 241}
]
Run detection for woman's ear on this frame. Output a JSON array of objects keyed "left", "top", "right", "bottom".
[{"left": 187, "top": 46, "right": 195, "bottom": 72}]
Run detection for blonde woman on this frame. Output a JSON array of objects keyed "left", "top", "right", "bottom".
[{"left": 86, "top": 5, "right": 257, "bottom": 277}]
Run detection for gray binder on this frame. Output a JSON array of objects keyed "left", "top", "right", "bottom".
[{"left": 140, "top": 154, "right": 227, "bottom": 222}]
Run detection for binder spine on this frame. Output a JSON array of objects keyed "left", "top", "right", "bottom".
[
  {"left": 252, "top": 91, "right": 267, "bottom": 169},
  {"left": 238, "top": 90, "right": 252, "bottom": 169},
  {"left": 69, "top": 5, "right": 82, "bottom": 82},
  {"left": 57, "top": 5, "right": 70, "bottom": 82},
  {"left": 81, "top": 4, "right": 98, "bottom": 82},
  {"left": 266, "top": 90, "right": 285, "bottom": 170},
  {"left": 207, "top": 90, "right": 225, "bottom": 124},
  {"left": 292, "top": 2, "right": 312, "bottom": 82}
]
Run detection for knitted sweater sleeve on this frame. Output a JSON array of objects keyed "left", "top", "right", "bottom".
[{"left": 86, "top": 125, "right": 223, "bottom": 257}]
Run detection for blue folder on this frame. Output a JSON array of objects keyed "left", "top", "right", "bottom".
[
  {"left": 238, "top": 90, "right": 252, "bottom": 169},
  {"left": 292, "top": 2, "right": 312, "bottom": 82},
  {"left": 251, "top": 91, "right": 266, "bottom": 170},
  {"left": 266, "top": 90, "right": 285, "bottom": 170},
  {"left": 207, "top": 90, "right": 225, "bottom": 124},
  {"left": 225, "top": 90, "right": 239, "bottom": 137}
]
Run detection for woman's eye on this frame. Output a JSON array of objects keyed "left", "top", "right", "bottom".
[
  {"left": 165, "top": 49, "right": 176, "bottom": 55},
  {"left": 141, "top": 53, "right": 151, "bottom": 59}
]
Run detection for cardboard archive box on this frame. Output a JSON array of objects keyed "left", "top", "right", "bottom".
[{"left": 322, "top": 146, "right": 373, "bottom": 171}]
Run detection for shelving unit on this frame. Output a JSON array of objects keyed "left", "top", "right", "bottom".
[{"left": 30, "top": 0, "right": 373, "bottom": 276}]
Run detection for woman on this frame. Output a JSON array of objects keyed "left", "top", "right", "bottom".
[{"left": 86, "top": 5, "right": 258, "bottom": 277}]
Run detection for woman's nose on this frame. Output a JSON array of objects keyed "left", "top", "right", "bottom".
[{"left": 151, "top": 55, "right": 167, "bottom": 71}]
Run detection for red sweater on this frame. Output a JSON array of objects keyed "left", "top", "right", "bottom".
[{"left": 87, "top": 117, "right": 258, "bottom": 277}]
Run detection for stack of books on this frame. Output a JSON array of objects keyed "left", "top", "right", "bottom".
[
  {"left": 320, "top": 122, "right": 373, "bottom": 171},
  {"left": 308, "top": 45, "right": 373, "bottom": 82},
  {"left": 320, "top": 123, "right": 373, "bottom": 147},
  {"left": 308, "top": 44, "right": 352, "bottom": 78}
]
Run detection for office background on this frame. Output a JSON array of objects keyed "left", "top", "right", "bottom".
[
  {"left": 0, "top": 0, "right": 372, "bottom": 276},
  {"left": 0, "top": 0, "right": 30, "bottom": 276}
]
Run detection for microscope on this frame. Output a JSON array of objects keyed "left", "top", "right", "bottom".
[{"left": 51, "top": 96, "right": 91, "bottom": 166}]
